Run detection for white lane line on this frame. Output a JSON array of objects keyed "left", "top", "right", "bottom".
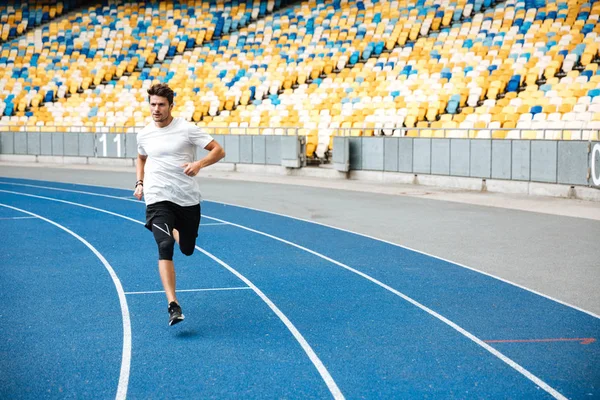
[
  {"left": 0, "top": 183, "right": 569, "bottom": 399},
  {"left": 0, "top": 189, "right": 344, "bottom": 400},
  {"left": 201, "top": 222, "right": 228, "bottom": 226},
  {"left": 200, "top": 214, "right": 567, "bottom": 399},
  {"left": 0, "top": 216, "right": 38, "bottom": 220},
  {"left": 0, "top": 181, "right": 143, "bottom": 202},
  {"left": 208, "top": 199, "right": 600, "bottom": 321},
  {"left": 0, "top": 203, "right": 131, "bottom": 400},
  {"left": 125, "top": 287, "right": 252, "bottom": 295},
  {"left": 195, "top": 245, "right": 344, "bottom": 399},
  {"left": 1, "top": 180, "right": 597, "bottom": 321},
  {"left": 1, "top": 185, "right": 570, "bottom": 399}
]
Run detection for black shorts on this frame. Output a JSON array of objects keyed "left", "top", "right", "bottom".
[{"left": 145, "top": 201, "right": 201, "bottom": 257}]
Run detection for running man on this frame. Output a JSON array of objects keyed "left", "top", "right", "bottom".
[{"left": 134, "top": 83, "right": 225, "bottom": 326}]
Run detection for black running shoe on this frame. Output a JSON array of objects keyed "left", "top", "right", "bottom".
[{"left": 168, "top": 302, "right": 185, "bottom": 326}]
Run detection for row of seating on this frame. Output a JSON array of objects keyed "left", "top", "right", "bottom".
[
  {"left": 0, "top": 0, "right": 286, "bottom": 121},
  {"left": 1, "top": 0, "right": 600, "bottom": 158},
  {"left": 0, "top": 1, "right": 79, "bottom": 43}
]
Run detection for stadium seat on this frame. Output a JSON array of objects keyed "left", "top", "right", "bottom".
[{"left": 1, "top": 0, "right": 599, "bottom": 150}]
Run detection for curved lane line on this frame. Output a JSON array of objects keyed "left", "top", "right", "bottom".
[
  {"left": 205, "top": 199, "right": 600, "bottom": 321},
  {"left": 0, "top": 189, "right": 344, "bottom": 400},
  {"left": 0, "top": 184, "right": 570, "bottom": 399},
  {"left": 1, "top": 181, "right": 597, "bottom": 321},
  {"left": 0, "top": 202, "right": 131, "bottom": 400},
  {"left": 194, "top": 245, "right": 343, "bottom": 399},
  {"left": 202, "top": 214, "right": 567, "bottom": 400}
]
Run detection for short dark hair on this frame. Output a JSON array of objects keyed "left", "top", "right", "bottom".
[{"left": 147, "top": 83, "right": 174, "bottom": 105}]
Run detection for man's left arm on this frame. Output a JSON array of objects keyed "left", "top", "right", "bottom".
[{"left": 182, "top": 140, "right": 225, "bottom": 176}]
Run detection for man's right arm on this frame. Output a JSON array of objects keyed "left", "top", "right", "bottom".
[{"left": 134, "top": 154, "right": 147, "bottom": 200}]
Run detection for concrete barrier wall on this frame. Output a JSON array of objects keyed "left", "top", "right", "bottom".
[
  {"left": 0, "top": 132, "right": 305, "bottom": 169},
  {"left": 1, "top": 131, "right": 598, "bottom": 189},
  {"left": 335, "top": 137, "right": 600, "bottom": 188}
]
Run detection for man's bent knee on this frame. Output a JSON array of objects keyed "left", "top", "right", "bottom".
[
  {"left": 180, "top": 237, "right": 196, "bottom": 256},
  {"left": 180, "top": 244, "right": 195, "bottom": 256},
  {"left": 158, "top": 238, "right": 175, "bottom": 260},
  {"left": 152, "top": 224, "right": 176, "bottom": 260},
  {"left": 178, "top": 231, "right": 197, "bottom": 256}
]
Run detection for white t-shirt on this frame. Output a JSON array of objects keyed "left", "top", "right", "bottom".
[{"left": 137, "top": 117, "right": 214, "bottom": 206}]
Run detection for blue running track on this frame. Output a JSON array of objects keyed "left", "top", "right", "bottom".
[{"left": 0, "top": 177, "right": 598, "bottom": 399}]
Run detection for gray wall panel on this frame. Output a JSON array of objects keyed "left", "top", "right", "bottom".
[
  {"left": 79, "top": 133, "right": 95, "bottom": 157},
  {"left": 431, "top": 139, "right": 450, "bottom": 175},
  {"left": 0, "top": 130, "right": 595, "bottom": 190},
  {"left": 107, "top": 133, "right": 119, "bottom": 158},
  {"left": 332, "top": 136, "right": 345, "bottom": 164},
  {"left": 413, "top": 138, "right": 431, "bottom": 174},
  {"left": 239, "top": 135, "right": 253, "bottom": 163},
  {"left": 14, "top": 133, "right": 27, "bottom": 154},
  {"left": 125, "top": 133, "right": 137, "bottom": 158},
  {"left": 108, "top": 134, "right": 121, "bottom": 158},
  {"left": 557, "top": 141, "right": 589, "bottom": 185},
  {"left": 590, "top": 142, "right": 600, "bottom": 188},
  {"left": 281, "top": 135, "right": 305, "bottom": 168},
  {"left": 224, "top": 135, "right": 240, "bottom": 163},
  {"left": 491, "top": 140, "right": 512, "bottom": 179},
  {"left": 27, "top": 132, "right": 41, "bottom": 155},
  {"left": 333, "top": 136, "right": 350, "bottom": 171},
  {"left": 280, "top": 136, "right": 298, "bottom": 160},
  {"left": 63, "top": 134, "right": 79, "bottom": 156},
  {"left": 398, "top": 138, "right": 413, "bottom": 172},
  {"left": 470, "top": 140, "right": 492, "bottom": 178},
  {"left": 450, "top": 139, "right": 470, "bottom": 176},
  {"left": 265, "top": 135, "right": 281, "bottom": 165},
  {"left": 52, "top": 133, "right": 65, "bottom": 155},
  {"left": 252, "top": 136, "right": 266, "bottom": 164},
  {"left": 95, "top": 133, "right": 106, "bottom": 157},
  {"left": 114, "top": 134, "right": 126, "bottom": 158},
  {"left": 349, "top": 137, "right": 362, "bottom": 170},
  {"left": 95, "top": 133, "right": 124, "bottom": 158},
  {"left": 512, "top": 141, "right": 531, "bottom": 181},
  {"left": 1, "top": 132, "right": 14, "bottom": 154},
  {"left": 530, "top": 141, "right": 558, "bottom": 183},
  {"left": 361, "top": 137, "right": 384, "bottom": 171},
  {"left": 383, "top": 138, "right": 399, "bottom": 172},
  {"left": 40, "top": 132, "right": 53, "bottom": 155}
]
